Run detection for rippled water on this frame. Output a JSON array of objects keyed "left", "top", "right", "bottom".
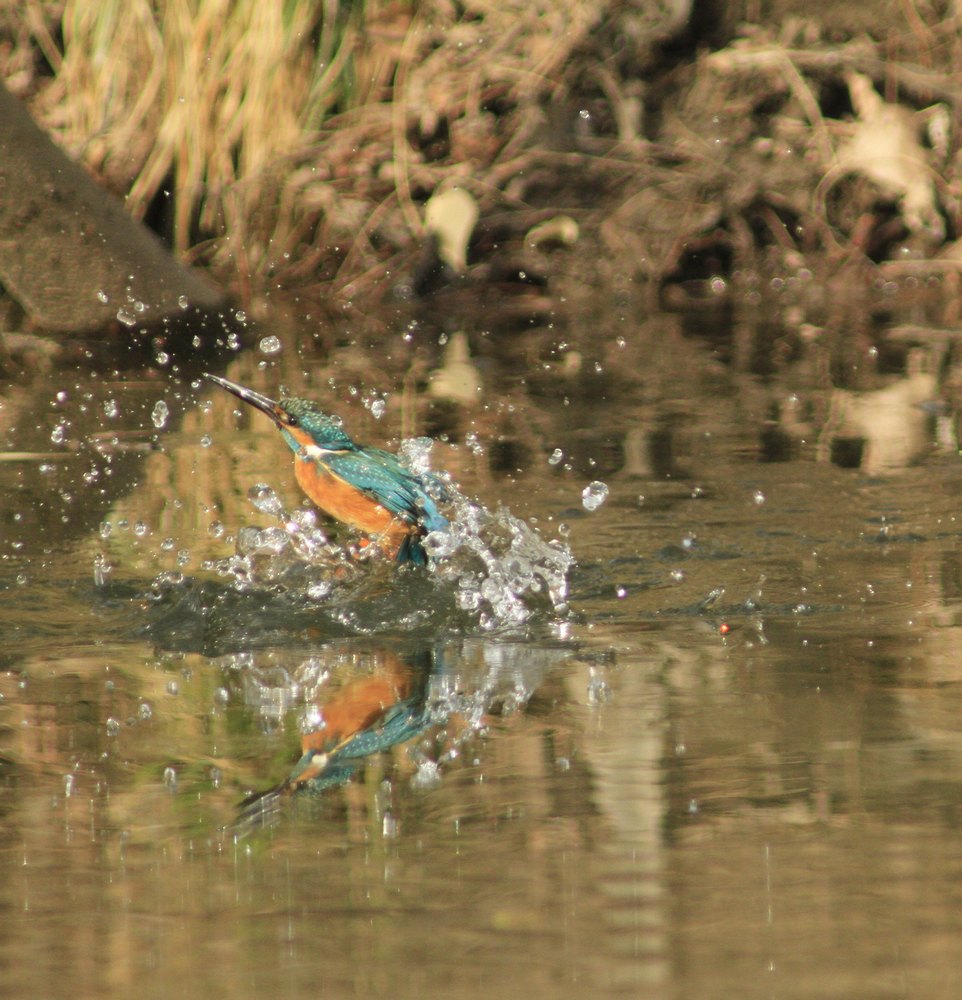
[{"left": 3, "top": 305, "right": 962, "bottom": 998}]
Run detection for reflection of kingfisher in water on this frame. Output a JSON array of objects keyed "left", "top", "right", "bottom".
[
  {"left": 205, "top": 373, "right": 448, "bottom": 564},
  {"left": 232, "top": 640, "right": 568, "bottom": 827},
  {"left": 238, "top": 647, "right": 435, "bottom": 819}
]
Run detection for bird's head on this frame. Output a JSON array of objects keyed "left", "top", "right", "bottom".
[{"left": 205, "top": 373, "right": 353, "bottom": 454}]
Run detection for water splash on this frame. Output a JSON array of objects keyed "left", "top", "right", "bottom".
[
  {"left": 248, "top": 483, "right": 285, "bottom": 518},
  {"left": 203, "top": 491, "right": 353, "bottom": 596},
  {"left": 424, "top": 490, "right": 572, "bottom": 628},
  {"left": 200, "top": 442, "right": 573, "bottom": 633}
]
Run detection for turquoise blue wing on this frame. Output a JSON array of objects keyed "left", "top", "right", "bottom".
[{"left": 326, "top": 448, "right": 448, "bottom": 532}]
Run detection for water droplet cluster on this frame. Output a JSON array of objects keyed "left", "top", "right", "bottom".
[{"left": 424, "top": 492, "right": 573, "bottom": 628}]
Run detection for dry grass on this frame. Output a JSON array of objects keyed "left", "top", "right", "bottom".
[
  {"left": 37, "top": 0, "right": 364, "bottom": 259},
  {"left": 4, "top": 0, "right": 607, "bottom": 303},
  {"left": 12, "top": 1, "right": 962, "bottom": 317}
]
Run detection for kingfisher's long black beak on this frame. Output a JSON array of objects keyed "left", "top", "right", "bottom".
[{"left": 204, "top": 372, "right": 284, "bottom": 423}]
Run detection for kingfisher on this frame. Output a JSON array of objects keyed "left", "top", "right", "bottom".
[{"left": 205, "top": 373, "right": 448, "bottom": 564}]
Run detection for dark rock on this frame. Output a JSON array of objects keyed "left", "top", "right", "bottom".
[{"left": 0, "top": 82, "right": 224, "bottom": 334}]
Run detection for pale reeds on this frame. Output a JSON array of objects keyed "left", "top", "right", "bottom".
[
  {"left": 37, "top": 0, "right": 365, "bottom": 264},
  {"left": 19, "top": 0, "right": 606, "bottom": 298}
]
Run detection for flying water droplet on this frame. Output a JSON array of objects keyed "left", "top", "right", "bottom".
[
  {"left": 581, "top": 481, "right": 609, "bottom": 511},
  {"left": 92, "top": 553, "right": 112, "bottom": 586},
  {"left": 411, "top": 759, "right": 442, "bottom": 790},
  {"left": 258, "top": 335, "right": 282, "bottom": 355},
  {"left": 248, "top": 483, "right": 284, "bottom": 516},
  {"left": 151, "top": 400, "right": 169, "bottom": 429},
  {"left": 548, "top": 448, "right": 563, "bottom": 466},
  {"left": 587, "top": 668, "right": 611, "bottom": 704}
]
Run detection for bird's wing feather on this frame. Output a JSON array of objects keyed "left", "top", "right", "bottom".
[{"left": 326, "top": 449, "right": 447, "bottom": 529}]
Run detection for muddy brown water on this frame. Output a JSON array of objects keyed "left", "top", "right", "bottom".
[{"left": 2, "top": 302, "right": 962, "bottom": 999}]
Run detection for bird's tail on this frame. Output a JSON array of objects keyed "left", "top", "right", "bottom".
[{"left": 396, "top": 532, "right": 428, "bottom": 565}]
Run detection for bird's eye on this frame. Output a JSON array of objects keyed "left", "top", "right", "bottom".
[{"left": 286, "top": 415, "right": 299, "bottom": 428}]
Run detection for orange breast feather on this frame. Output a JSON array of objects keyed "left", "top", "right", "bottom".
[{"left": 294, "top": 456, "right": 411, "bottom": 553}]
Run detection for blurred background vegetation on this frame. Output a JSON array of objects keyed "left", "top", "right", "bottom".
[
  {"left": 3, "top": 0, "right": 624, "bottom": 308},
  {"left": 4, "top": 1, "right": 962, "bottom": 329}
]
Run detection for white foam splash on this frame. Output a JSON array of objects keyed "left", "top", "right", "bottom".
[
  {"left": 205, "top": 443, "right": 573, "bottom": 631},
  {"left": 425, "top": 491, "right": 572, "bottom": 628}
]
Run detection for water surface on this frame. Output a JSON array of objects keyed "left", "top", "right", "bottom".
[{"left": 2, "top": 304, "right": 961, "bottom": 999}]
